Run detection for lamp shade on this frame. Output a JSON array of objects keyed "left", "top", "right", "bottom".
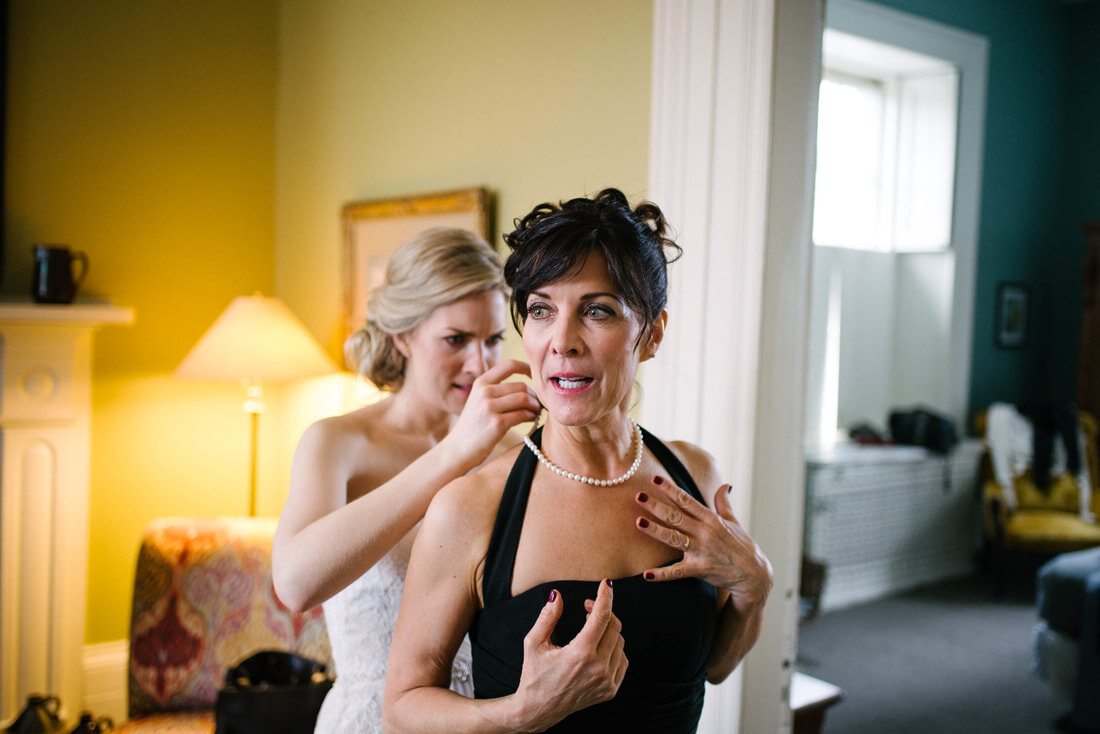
[{"left": 175, "top": 294, "right": 336, "bottom": 382}]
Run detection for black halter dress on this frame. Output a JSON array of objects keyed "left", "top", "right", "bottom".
[{"left": 469, "top": 427, "right": 717, "bottom": 733}]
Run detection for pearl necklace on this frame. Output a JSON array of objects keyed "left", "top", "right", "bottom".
[{"left": 524, "top": 421, "right": 644, "bottom": 487}]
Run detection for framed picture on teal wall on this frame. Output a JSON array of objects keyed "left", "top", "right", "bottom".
[{"left": 996, "top": 282, "right": 1029, "bottom": 349}]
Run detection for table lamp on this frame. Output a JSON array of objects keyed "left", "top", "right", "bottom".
[{"left": 175, "top": 293, "right": 336, "bottom": 515}]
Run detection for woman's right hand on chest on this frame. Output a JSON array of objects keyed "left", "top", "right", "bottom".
[
  {"left": 511, "top": 579, "right": 628, "bottom": 730},
  {"left": 444, "top": 359, "right": 541, "bottom": 469}
]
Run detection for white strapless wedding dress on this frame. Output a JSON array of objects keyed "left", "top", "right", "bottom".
[{"left": 313, "top": 529, "right": 474, "bottom": 733}]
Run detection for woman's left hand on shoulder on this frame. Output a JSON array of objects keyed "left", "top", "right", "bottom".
[{"left": 635, "top": 477, "right": 773, "bottom": 615}]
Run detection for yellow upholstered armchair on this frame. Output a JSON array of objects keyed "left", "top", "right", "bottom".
[{"left": 977, "top": 408, "right": 1100, "bottom": 591}]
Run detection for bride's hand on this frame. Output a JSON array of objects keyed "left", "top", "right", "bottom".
[
  {"left": 443, "top": 359, "right": 541, "bottom": 468},
  {"left": 634, "top": 477, "right": 773, "bottom": 615}
]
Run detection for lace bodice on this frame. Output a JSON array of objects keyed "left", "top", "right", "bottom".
[{"left": 313, "top": 528, "right": 473, "bottom": 733}]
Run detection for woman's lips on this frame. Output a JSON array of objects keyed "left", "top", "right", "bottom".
[{"left": 550, "top": 376, "right": 594, "bottom": 394}]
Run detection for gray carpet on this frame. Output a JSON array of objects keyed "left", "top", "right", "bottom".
[{"left": 796, "top": 573, "right": 1075, "bottom": 734}]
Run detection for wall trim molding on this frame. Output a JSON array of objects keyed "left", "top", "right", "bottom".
[
  {"left": 81, "top": 640, "right": 128, "bottom": 724},
  {"left": 645, "top": 1, "right": 821, "bottom": 732}
]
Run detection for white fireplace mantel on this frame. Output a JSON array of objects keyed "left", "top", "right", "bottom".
[{"left": 0, "top": 297, "right": 133, "bottom": 725}]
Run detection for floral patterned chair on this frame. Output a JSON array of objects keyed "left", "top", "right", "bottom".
[{"left": 115, "top": 517, "right": 331, "bottom": 733}]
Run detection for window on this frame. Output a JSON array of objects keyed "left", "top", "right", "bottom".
[
  {"left": 812, "top": 30, "right": 959, "bottom": 253},
  {"left": 813, "top": 71, "right": 888, "bottom": 250},
  {"left": 803, "top": 0, "right": 988, "bottom": 450}
]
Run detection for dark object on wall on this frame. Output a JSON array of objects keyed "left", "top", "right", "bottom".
[
  {"left": 995, "top": 281, "right": 1030, "bottom": 349},
  {"left": 889, "top": 407, "right": 958, "bottom": 455},
  {"left": 214, "top": 651, "right": 333, "bottom": 734}
]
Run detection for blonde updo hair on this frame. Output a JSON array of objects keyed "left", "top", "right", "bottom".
[{"left": 344, "top": 227, "right": 505, "bottom": 390}]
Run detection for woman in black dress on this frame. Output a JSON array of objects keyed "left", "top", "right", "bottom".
[{"left": 384, "top": 189, "right": 772, "bottom": 733}]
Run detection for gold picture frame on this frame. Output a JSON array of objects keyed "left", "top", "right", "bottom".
[{"left": 341, "top": 187, "right": 491, "bottom": 336}]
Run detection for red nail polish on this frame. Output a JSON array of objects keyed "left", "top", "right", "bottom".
[
  {"left": 644, "top": 571, "right": 655, "bottom": 580},
  {"left": 638, "top": 492, "right": 649, "bottom": 503},
  {"left": 548, "top": 589, "right": 557, "bottom": 602},
  {"left": 638, "top": 517, "right": 650, "bottom": 529},
  {"left": 653, "top": 476, "right": 664, "bottom": 485},
  {"left": 605, "top": 578, "right": 613, "bottom": 588}
]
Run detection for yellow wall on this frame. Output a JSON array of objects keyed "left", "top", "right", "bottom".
[
  {"left": 5, "top": 1, "right": 279, "bottom": 642},
  {"left": 5, "top": 0, "right": 650, "bottom": 644},
  {"left": 270, "top": 0, "right": 653, "bottom": 536},
  {"left": 274, "top": 0, "right": 653, "bottom": 355}
]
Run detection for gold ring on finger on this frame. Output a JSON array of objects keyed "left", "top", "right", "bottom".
[{"left": 682, "top": 535, "right": 690, "bottom": 551}]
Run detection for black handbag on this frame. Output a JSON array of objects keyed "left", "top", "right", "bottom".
[
  {"left": 4, "top": 695, "right": 64, "bottom": 734},
  {"left": 888, "top": 407, "right": 958, "bottom": 455},
  {"left": 214, "top": 651, "right": 334, "bottom": 734}
]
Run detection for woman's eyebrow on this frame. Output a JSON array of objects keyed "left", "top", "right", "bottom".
[{"left": 527, "top": 290, "right": 620, "bottom": 300}]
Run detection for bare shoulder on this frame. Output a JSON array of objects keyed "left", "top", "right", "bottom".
[
  {"left": 419, "top": 445, "right": 522, "bottom": 600},
  {"left": 422, "top": 445, "right": 521, "bottom": 573},
  {"left": 660, "top": 437, "right": 724, "bottom": 507},
  {"left": 295, "top": 403, "right": 387, "bottom": 462}
]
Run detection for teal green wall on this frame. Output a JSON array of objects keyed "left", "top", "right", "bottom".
[
  {"left": 869, "top": 0, "right": 1100, "bottom": 424},
  {"left": 1066, "top": 3, "right": 1100, "bottom": 227}
]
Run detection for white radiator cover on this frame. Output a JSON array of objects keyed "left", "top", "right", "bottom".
[{"left": 803, "top": 439, "right": 985, "bottom": 612}]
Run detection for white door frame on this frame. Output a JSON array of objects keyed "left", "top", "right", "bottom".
[{"left": 643, "top": 1, "right": 822, "bottom": 732}]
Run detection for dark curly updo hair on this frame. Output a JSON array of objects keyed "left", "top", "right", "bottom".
[{"left": 502, "top": 188, "right": 681, "bottom": 346}]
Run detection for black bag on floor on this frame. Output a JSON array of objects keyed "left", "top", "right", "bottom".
[
  {"left": 889, "top": 408, "right": 958, "bottom": 455},
  {"left": 214, "top": 651, "right": 333, "bottom": 734}
]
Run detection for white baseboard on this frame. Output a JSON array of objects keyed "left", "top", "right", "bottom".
[{"left": 82, "top": 640, "right": 128, "bottom": 724}]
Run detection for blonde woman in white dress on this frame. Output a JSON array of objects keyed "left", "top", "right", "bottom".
[{"left": 272, "top": 227, "right": 540, "bottom": 734}]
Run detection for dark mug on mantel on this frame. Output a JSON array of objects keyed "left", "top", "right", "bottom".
[{"left": 32, "top": 244, "right": 89, "bottom": 304}]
